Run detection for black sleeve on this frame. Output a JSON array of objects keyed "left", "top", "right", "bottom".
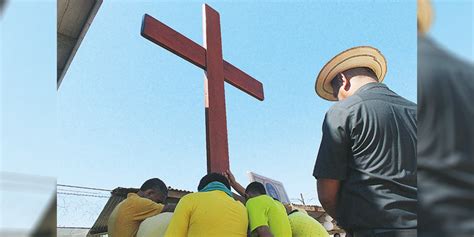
[{"left": 313, "top": 107, "right": 351, "bottom": 180}]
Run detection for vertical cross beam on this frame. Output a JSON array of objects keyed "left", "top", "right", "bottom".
[
  {"left": 141, "top": 5, "right": 264, "bottom": 174},
  {"left": 203, "top": 5, "right": 229, "bottom": 173}
]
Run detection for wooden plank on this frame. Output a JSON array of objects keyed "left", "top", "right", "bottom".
[
  {"left": 141, "top": 14, "right": 206, "bottom": 69},
  {"left": 141, "top": 14, "right": 264, "bottom": 101},
  {"left": 223, "top": 62, "right": 264, "bottom": 101},
  {"left": 203, "top": 4, "right": 229, "bottom": 173}
]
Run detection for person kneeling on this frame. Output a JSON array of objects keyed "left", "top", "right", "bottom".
[{"left": 164, "top": 173, "right": 248, "bottom": 237}]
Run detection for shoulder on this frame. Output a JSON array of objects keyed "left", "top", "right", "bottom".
[
  {"left": 419, "top": 37, "right": 473, "bottom": 84},
  {"left": 129, "top": 194, "right": 164, "bottom": 210},
  {"left": 325, "top": 95, "right": 364, "bottom": 119},
  {"left": 323, "top": 102, "right": 355, "bottom": 128},
  {"left": 123, "top": 193, "right": 150, "bottom": 207},
  {"left": 233, "top": 199, "right": 247, "bottom": 212},
  {"left": 288, "top": 211, "right": 303, "bottom": 221},
  {"left": 274, "top": 199, "right": 286, "bottom": 209},
  {"left": 330, "top": 95, "right": 363, "bottom": 111},
  {"left": 178, "top": 192, "right": 198, "bottom": 203},
  {"left": 131, "top": 194, "right": 155, "bottom": 205},
  {"left": 172, "top": 193, "right": 198, "bottom": 211},
  {"left": 246, "top": 195, "right": 268, "bottom": 208}
]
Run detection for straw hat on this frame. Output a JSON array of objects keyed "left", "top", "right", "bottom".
[
  {"left": 315, "top": 46, "right": 387, "bottom": 101},
  {"left": 418, "top": 0, "right": 433, "bottom": 34}
]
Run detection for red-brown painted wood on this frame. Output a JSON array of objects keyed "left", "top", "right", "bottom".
[
  {"left": 141, "top": 14, "right": 206, "bottom": 70},
  {"left": 223, "top": 62, "right": 264, "bottom": 101},
  {"left": 140, "top": 5, "right": 264, "bottom": 173},
  {"left": 203, "top": 4, "right": 229, "bottom": 173},
  {"left": 141, "top": 14, "right": 264, "bottom": 101}
]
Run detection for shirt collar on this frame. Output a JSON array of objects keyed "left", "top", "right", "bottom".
[
  {"left": 354, "top": 82, "right": 386, "bottom": 95},
  {"left": 289, "top": 209, "right": 299, "bottom": 215}
]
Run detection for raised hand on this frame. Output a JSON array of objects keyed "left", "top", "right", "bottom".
[{"left": 224, "top": 169, "right": 236, "bottom": 185}]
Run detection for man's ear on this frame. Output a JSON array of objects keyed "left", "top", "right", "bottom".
[{"left": 341, "top": 74, "right": 351, "bottom": 91}]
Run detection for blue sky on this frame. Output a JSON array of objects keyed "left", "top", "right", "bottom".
[
  {"left": 4, "top": 0, "right": 416, "bottom": 228},
  {"left": 428, "top": 0, "right": 473, "bottom": 61},
  {"left": 62, "top": 2, "right": 416, "bottom": 193},
  {"left": 57, "top": 0, "right": 417, "bottom": 200},
  {"left": 1, "top": 0, "right": 469, "bottom": 230}
]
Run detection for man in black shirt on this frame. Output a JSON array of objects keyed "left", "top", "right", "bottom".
[
  {"left": 417, "top": 1, "right": 474, "bottom": 236},
  {"left": 313, "top": 46, "right": 417, "bottom": 237}
]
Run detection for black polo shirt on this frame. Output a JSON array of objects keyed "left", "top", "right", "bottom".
[{"left": 313, "top": 82, "right": 417, "bottom": 231}]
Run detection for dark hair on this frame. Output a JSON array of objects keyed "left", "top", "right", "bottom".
[
  {"left": 197, "top": 173, "right": 231, "bottom": 191},
  {"left": 359, "top": 67, "right": 377, "bottom": 78},
  {"left": 331, "top": 67, "right": 377, "bottom": 98},
  {"left": 245, "top": 182, "right": 266, "bottom": 195},
  {"left": 330, "top": 73, "right": 344, "bottom": 98},
  {"left": 140, "top": 178, "right": 168, "bottom": 196}
]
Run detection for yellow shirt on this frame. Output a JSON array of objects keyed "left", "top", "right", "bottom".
[
  {"left": 288, "top": 211, "right": 329, "bottom": 237},
  {"left": 137, "top": 212, "right": 174, "bottom": 237},
  {"left": 164, "top": 190, "right": 248, "bottom": 237},
  {"left": 246, "top": 195, "right": 292, "bottom": 237},
  {"left": 108, "top": 193, "right": 164, "bottom": 237}
]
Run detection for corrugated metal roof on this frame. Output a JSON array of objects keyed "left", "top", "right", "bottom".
[{"left": 57, "top": 227, "right": 90, "bottom": 237}]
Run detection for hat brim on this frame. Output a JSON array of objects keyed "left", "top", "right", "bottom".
[{"left": 315, "top": 46, "right": 387, "bottom": 101}]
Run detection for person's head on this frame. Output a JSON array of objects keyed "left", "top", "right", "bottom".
[
  {"left": 138, "top": 178, "right": 168, "bottom": 203},
  {"left": 418, "top": 0, "right": 433, "bottom": 35},
  {"left": 315, "top": 46, "right": 387, "bottom": 101},
  {"left": 197, "top": 172, "right": 231, "bottom": 191},
  {"left": 330, "top": 67, "right": 378, "bottom": 101},
  {"left": 245, "top": 181, "right": 266, "bottom": 199}
]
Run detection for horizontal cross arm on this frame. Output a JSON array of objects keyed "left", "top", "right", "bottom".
[
  {"left": 141, "top": 14, "right": 264, "bottom": 101},
  {"left": 223, "top": 62, "right": 264, "bottom": 101},
  {"left": 141, "top": 14, "right": 207, "bottom": 69}
]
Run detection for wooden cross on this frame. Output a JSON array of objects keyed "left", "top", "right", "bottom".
[{"left": 141, "top": 4, "right": 264, "bottom": 173}]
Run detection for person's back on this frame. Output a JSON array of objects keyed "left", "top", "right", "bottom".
[
  {"left": 136, "top": 212, "right": 173, "bottom": 237},
  {"left": 165, "top": 173, "right": 248, "bottom": 237},
  {"left": 288, "top": 210, "right": 329, "bottom": 237},
  {"left": 246, "top": 194, "right": 292, "bottom": 237},
  {"left": 108, "top": 193, "right": 164, "bottom": 237},
  {"left": 108, "top": 178, "right": 169, "bottom": 237},
  {"left": 418, "top": 36, "right": 474, "bottom": 236},
  {"left": 316, "top": 83, "right": 417, "bottom": 230},
  {"left": 165, "top": 190, "right": 248, "bottom": 237}
]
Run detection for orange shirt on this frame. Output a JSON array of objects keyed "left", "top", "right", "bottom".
[{"left": 108, "top": 193, "right": 164, "bottom": 237}]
